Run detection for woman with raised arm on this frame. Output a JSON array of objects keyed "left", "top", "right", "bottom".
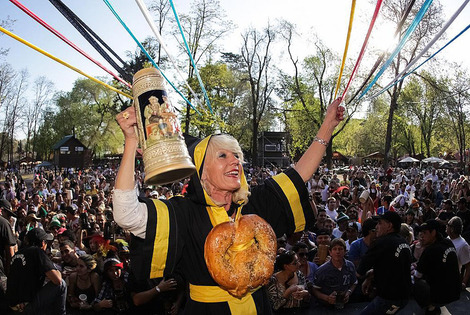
[{"left": 112, "top": 97, "right": 344, "bottom": 314}]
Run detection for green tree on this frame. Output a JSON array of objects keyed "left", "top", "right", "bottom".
[
  {"left": 172, "top": 0, "right": 233, "bottom": 133},
  {"left": 377, "top": 0, "right": 444, "bottom": 168}
]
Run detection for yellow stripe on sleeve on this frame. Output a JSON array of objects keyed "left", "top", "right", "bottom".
[
  {"left": 150, "top": 200, "right": 170, "bottom": 278},
  {"left": 272, "top": 173, "right": 306, "bottom": 233}
]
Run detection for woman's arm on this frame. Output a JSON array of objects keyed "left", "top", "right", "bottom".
[
  {"left": 294, "top": 98, "right": 344, "bottom": 182},
  {"left": 113, "top": 108, "right": 148, "bottom": 238}
]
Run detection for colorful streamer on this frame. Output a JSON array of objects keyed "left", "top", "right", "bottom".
[
  {"left": 346, "top": 0, "right": 416, "bottom": 105},
  {"left": 134, "top": 0, "right": 203, "bottom": 111},
  {"left": 370, "top": 22, "right": 470, "bottom": 100},
  {"left": 49, "top": 0, "right": 132, "bottom": 82},
  {"left": 0, "top": 26, "right": 132, "bottom": 99},
  {"left": 169, "top": 0, "right": 213, "bottom": 114},
  {"left": 9, "top": 0, "right": 132, "bottom": 89},
  {"left": 102, "top": 0, "right": 200, "bottom": 115},
  {"left": 334, "top": 0, "right": 357, "bottom": 99},
  {"left": 340, "top": 0, "right": 383, "bottom": 100},
  {"left": 369, "top": 0, "right": 470, "bottom": 99},
  {"left": 357, "top": 0, "right": 434, "bottom": 100}
]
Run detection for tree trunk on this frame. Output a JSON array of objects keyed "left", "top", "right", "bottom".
[
  {"left": 383, "top": 89, "right": 397, "bottom": 169},
  {"left": 326, "top": 140, "right": 333, "bottom": 169}
]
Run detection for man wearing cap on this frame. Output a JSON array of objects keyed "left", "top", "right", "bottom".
[
  {"left": 7, "top": 228, "right": 66, "bottom": 314},
  {"left": 437, "top": 199, "right": 456, "bottom": 227},
  {"left": 413, "top": 219, "right": 460, "bottom": 314},
  {"left": 332, "top": 212, "right": 349, "bottom": 239},
  {"left": 357, "top": 211, "right": 412, "bottom": 314}
]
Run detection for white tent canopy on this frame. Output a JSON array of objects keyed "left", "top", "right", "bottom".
[
  {"left": 398, "top": 156, "right": 420, "bottom": 163},
  {"left": 422, "top": 157, "right": 445, "bottom": 163}
]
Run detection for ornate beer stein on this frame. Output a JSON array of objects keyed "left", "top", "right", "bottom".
[{"left": 132, "top": 67, "right": 196, "bottom": 185}]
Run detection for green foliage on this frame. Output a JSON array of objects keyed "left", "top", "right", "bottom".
[{"left": 36, "top": 78, "right": 124, "bottom": 159}]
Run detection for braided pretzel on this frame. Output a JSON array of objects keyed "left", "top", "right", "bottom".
[{"left": 204, "top": 214, "right": 277, "bottom": 298}]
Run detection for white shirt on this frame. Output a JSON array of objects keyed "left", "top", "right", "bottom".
[
  {"left": 325, "top": 207, "right": 338, "bottom": 221},
  {"left": 112, "top": 187, "right": 147, "bottom": 239},
  {"left": 450, "top": 236, "right": 470, "bottom": 270}
]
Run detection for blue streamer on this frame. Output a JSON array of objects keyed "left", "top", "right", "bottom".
[
  {"left": 168, "top": 0, "right": 213, "bottom": 114},
  {"left": 358, "top": 0, "right": 434, "bottom": 100},
  {"left": 102, "top": 0, "right": 200, "bottom": 115},
  {"left": 370, "top": 23, "right": 470, "bottom": 99}
]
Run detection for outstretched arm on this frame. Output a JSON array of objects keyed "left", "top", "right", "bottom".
[
  {"left": 115, "top": 107, "right": 139, "bottom": 190},
  {"left": 294, "top": 98, "right": 344, "bottom": 182},
  {"left": 113, "top": 107, "right": 147, "bottom": 238}
]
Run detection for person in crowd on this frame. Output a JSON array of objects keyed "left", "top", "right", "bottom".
[
  {"left": 424, "top": 169, "right": 439, "bottom": 183},
  {"left": 455, "top": 198, "right": 470, "bottom": 235},
  {"left": 376, "top": 195, "right": 394, "bottom": 215},
  {"left": 7, "top": 228, "right": 66, "bottom": 314},
  {"left": 0, "top": 199, "right": 16, "bottom": 276},
  {"left": 413, "top": 219, "right": 460, "bottom": 314},
  {"left": 435, "top": 183, "right": 446, "bottom": 209},
  {"left": 405, "top": 208, "right": 419, "bottom": 238},
  {"left": 292, "top": 242, "right": 317, "bottom": 285},
  {"left": 266, "top": 251, "right": 310, "bottom": 311},
  {"left": 323, "top": 218, "right": 335, "bottom": 238},
  {"left": 312, "top": 208, "right": 328, "bottom": 234},
  {"left": 67, "top": 254, "right": 101, "bottom": 312},
  {"left": 332, "top": 211, "right": 349, "bottom": 239},
  {"left": 112, "top": 95, "right": 344, "bottom": 314},
  {"left": 59, "top": 240, "right": 80, "bottom": 279},
  {"left": 93, "top": 254, "right": 131, "bottom": 314},
  {"left": 344, "top": 222, "right": 359, "bottom": 251},
  {"left": 129, "top": 269, "right": 182, "bottom": 315},
  {"left": 312, "top": 230, "right": 332, "bottom": 266},
  {"left": 312, "top": 238, "right": 357, "bottom": 307},
  {"left": 325, "top": 197, "right": 339, "bottom": 220},
  {"left": 422, "top": 198, "right": 438, "bottom": 223},
  {"left": 347, "top": 218, "right": 377, "bottom": 268},
  {"left": 446, "top": 216, "right": 470, "bottom": 289},
  {"left": 399, "top": 223, "right": 414, "bottom": 245},
  {"left": 437, "top": 198, "right": 456, "bottom": 228},
  {"left": 357, "top": 211, "right": 412, "bottom": 314},
  {"left": 421, "top": 179, "right": 436, "bottom": 203}
]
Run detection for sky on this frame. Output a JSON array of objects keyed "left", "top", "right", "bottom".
[{"left": 1, "top": 0, "right": 470, "bottom": 106}]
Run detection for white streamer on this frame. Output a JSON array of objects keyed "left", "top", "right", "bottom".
[
  {"left": 369, "top": 0, "right": 470, "bottom": 100},
  {"left": 134, "top": 0, "right": 203, "bottom": 108}
]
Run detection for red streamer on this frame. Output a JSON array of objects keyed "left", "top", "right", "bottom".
[
  {"left": 10, "top": 0, "right": 132, "bottom": 89},
  {"left": 341, "top": 0, "right": 383, "bottom": 100}
]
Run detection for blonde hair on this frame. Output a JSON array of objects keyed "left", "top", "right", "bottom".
[
  {"left": 80, "top": 254, "right": 97, "bottom": 271},
  {"left": 203, "top": 134, "right": 250, "bottom": 205}
]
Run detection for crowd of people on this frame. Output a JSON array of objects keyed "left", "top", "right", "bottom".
[{"left": 0, "top": 160, "right": 469, "bottom": 314}]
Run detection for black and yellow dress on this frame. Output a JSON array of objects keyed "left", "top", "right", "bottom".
[{"left": 127, "top": 135, "right": 315, "bottom": 314}]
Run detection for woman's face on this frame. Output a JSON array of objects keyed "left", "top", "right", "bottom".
[
  {"left": 284, "top": 255, "right": 300, "bottom": 272},
  {"left": 107, "top": 266, "right": 121, "bottom": 281},
  {"left": 76, "top": 259, "right": 90, "bottom": 276},
  {"left": 203, "top": 148, "right": 242, "bottom": 193}
]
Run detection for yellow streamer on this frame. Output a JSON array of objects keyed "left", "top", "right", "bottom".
[
  {"left": 334, "top": 0, "right": 356, "bottom": 99},
  {"left": 0, "top": 26, "right": 132, "bottom": 99}
]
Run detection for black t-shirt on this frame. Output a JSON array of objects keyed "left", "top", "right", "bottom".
[
  {"left": 0, "top": 216, "right": 16, "bottom": 275},
  {"left": 7, "top": 246, "right": 56, "bottom": 305},
  {"left": 416, "top": 238, "right": 460, "bottom": 305},
  {"left": 357, "top": 233, "right": 412, "bottom": 300},
  {"left": 457, "top": 210, "right": 470, "bottom": 231}
]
